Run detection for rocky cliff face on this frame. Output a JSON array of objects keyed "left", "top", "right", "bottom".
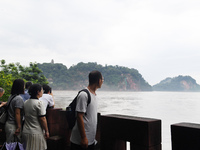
[
  {"left": 180, "top": 80, "right": 195, "bottom": 90},
  {"left": 118, "top": 74, "right": 140, "bottom": 91}
]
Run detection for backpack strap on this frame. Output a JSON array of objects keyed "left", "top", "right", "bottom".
[
  {"left": 78, "top": 89, "right": 91, "bottom": 106},
  {"left": 6, "top": 94, "right": 17, "bottom": 110}
]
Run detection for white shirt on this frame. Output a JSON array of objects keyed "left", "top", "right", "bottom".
[{"left": 39, "top": 94, "right": 54, "bottom": 109}]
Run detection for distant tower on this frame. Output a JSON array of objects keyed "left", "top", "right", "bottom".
[{"left": 51, "top": 59, "right": 54, "bottom": 64}]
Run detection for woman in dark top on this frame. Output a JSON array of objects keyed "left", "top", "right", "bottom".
[{"left": 5, "top": 79, "right": 24, "bottom": 142}]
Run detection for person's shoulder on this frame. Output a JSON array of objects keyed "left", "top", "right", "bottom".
[
  {"left": 78, "top": 91, "right": 89, "bottom": 101},
  {"left": 15, "top": 95, "right": 23, "bottom": 101},
  {"left": 34, "top": 100, "right": 44, "bottom": 108},
  {"left": 43, "top": 94, "right": 52, "bottom": 98},
  {"left": 79, "top": 91, "right": 88, "bottom": 97}
]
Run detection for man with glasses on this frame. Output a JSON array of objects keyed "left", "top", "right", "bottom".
[{"left": 70, "top": 70, "right": 103, "bottom": 150}]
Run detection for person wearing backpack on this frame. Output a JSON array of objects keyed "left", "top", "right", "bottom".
[
  {"left": 70, "top": 70, "right": 103, "bottom": 150},
  {"left": 5, "top": 79, "right": 25, "bottom": 143}
]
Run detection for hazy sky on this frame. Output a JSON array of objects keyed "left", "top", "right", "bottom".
[{"left": 1, "top": 0, "right": 200, "bottom": 85}]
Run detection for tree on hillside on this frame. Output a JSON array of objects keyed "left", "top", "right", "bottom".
[
  {"left": 0, "top": 60, "right": 48, "bottom": 101},
  {"left": 37, "top": 63, "right": 70, "bottom": 89}
]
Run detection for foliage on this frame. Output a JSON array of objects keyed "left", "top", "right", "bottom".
[
  {"left": 0, "top": 60, "right": 48, "bottom": 101},
  {"left": 37, "top": 62, "right": 152, "bottom": 91},
  {"left": 0, "top": 71, "right": 13, "bottom": 101},
  {"left": 37, "top": 63, "right": 70, "bottom": 89}
]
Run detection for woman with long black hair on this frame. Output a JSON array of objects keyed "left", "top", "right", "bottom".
[{"left": 5, "top": 79, "right": 24, "bottom": 142}]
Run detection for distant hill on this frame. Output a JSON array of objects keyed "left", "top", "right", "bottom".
[
  {"left": 37, "top": 62, "right": 152, "bottom": 91},
  {"left": 153, "top": 75, "right": 200, "bottom": 91}
]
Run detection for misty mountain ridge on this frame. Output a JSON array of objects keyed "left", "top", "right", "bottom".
[
  {"left": 153, "top": 75, "right": 200, "bottom": 91},
  {"left": 37, "top": 62, "right": 152, "bottom": 91},
  {"left": 37, "top": 61, "right": 200, "bottom": 91}
]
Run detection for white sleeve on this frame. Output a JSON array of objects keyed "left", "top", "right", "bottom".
[
  {"left": 38, "top": 100, "right": 46, "bottom": 116},
  {"left": 48, "top": 95, "right": 54, "bottom": 107}
]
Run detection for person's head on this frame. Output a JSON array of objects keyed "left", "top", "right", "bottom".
[
  {"left": 43, "top": 84, "right": 51, "bottom": 94},
  {"left": 25, "top": 81, "right": 33, "bottom": 90},
  {"left": 11, "top": 79, "right": 25, "bottom": 95},
  {"left": 0, "top": 87, "right": 5, "bottom": 98},
  {"left": 88, "top": 70, "right": 103, "bottom": 88},
  {"left": 29, "top": 84, "right": 43, "bottom": 99}
]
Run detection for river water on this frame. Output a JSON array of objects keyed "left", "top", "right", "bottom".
[{"left": 53, "top": 90, "right": 200, "bottom": 150}]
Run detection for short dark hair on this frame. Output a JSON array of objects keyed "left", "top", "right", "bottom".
[
  {"left": 89, "top": 70, "right": 102, "bottom": 85},
  {"left": 43, "top": 84, "right": 51, "bottom": 94},
  {"left": 11, "top": 79, "right": 25, "bottom": 95},
  {"left": 25, "top": 81, "right": 33, "bottom": 89},
  {"left": 29, "top": 84, "right": 42, "bottom": 99}
]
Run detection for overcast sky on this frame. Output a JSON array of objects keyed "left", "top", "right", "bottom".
[{"left": 1, "top": 0, "right": 200, "bottom": 85}]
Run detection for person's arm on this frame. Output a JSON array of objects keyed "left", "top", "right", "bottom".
[
  {"left": 15, "top": 108, "right": 21, "bottom": 135},
  {"left": 77, "top": 112, "right": 88, "bottom": 149},
  {"left": 39, "top": 116, "right": 49, "bottom": 139},
  {"left": 50, "top": 92, "right": 55, "bottom": 108},
  {"left": 0, "top": 102, "right": 7, "bottom": 107}
]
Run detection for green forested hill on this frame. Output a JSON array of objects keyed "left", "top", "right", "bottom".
[
  {"left": 152, "top": 75, "right": 200, "bottom": 91},
  {"left": 37, "top": 62, "right": 152, "bottom": 91}
]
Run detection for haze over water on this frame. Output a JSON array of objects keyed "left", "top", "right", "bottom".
[{"left": 53, "top": 90, "right": 200, "bottom": 150}]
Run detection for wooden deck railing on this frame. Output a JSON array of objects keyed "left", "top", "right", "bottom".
[
  {"left": 3, "top": 108, "right": 200, "bottom": 150},
  {"left": 46, "top": 108, "right": 162, "bottom": 150}
]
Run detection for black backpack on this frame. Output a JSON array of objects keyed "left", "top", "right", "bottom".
[{"left": 66, "top": 89, "right": 91, "bottom": 130}]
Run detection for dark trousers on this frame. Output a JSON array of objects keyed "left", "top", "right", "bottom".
[{"left": 70, "top": 142, "right": 95, "bottom": 150}]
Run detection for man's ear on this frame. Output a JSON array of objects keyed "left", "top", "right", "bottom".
[
  {"left": 99, "top": 79, "right": 101, "bottom": 84},
  {"left": 97, "top": 79, "right": 101, "bottom": 86}
]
